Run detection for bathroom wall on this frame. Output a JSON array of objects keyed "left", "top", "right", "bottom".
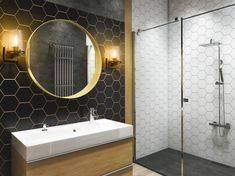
[
  {"left": 0, "top": 0, "right": 125, "bottom": 175},
  {"left": 133, "top": 0, "right": 235, "bottom": 167},
  {"left": 47, "top": 0, "right": 124, "bottom": 22},
  {"left": 168, "top": 0, "right": 235, "bottom": 167},
  {"left": 133, "top": 0, "right": 169, "bottom": 159}
]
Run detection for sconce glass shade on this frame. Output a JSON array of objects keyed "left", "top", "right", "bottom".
[
  {"left": 105, "top": 46, "right": 121, "bottom": 68},
  {"left": 1, "top": 30, "right": 24, "bottom": 61}
]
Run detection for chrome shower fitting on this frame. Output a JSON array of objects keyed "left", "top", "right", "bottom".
[{"left": 200, "top": 39, "right": 230, "bottom": 137}]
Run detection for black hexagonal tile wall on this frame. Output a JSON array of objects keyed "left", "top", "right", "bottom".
[
  {"left": 0, "top": 64, "right": 19, "bottom": 79},
  {"left": 0, "top": 14, "right": 18, "bottom": 30},
  {"left": 0, "top": 96, "right": 18, "bottom": 111},
  {"left": 16, "top": 88, "right": 33, "bottom": 102},
  {"left": 88, "top": 25, "right": 97, "bottom": 36},
  {"left": 112, "top": 103, "right": 121, "bottom": 113},
  {"left": 16, "top": 10, "right": 33, "bottom": 25},
  {"left": 0, "top": 129, "right": 13, "bottom": 144},
  {"left": 104, "top": 29, "right": 113, "bottom": 40},
  {"left": 1, "top": 0, "right": 18, "bottom": 15},
  {"left": 104, "top": 109, "right": 113, "bottom": 119},
  {"left": 17, "top": 25, "right": 32, "bottom": 40},
  {"left": 113, "top": 81, "right": 121, "bottom": 91},
  {"left": 0, "top": 107, "right": 3, "bottom": 117},
  {"left": 30, "top": 20, "right": 43, "bottom": 31},
  {"left": 56, "top": 108, "right": 69, "bottom": 120},
  {"left": 96, "top": 33, "right": 105, "bottom": 44},
  {"left": 56, "top": 4, "right": 68, "bottom": 12},
  {"left": 96, "top": 22, "right": 105, "bottom": 33},
  {"left": 30, "top": 6, "right": 46, "bottom": 21},
  {"left": 0, "top": 80, "right": 18, "bottom": 95},
  {"left": 1, "top": 161, "right": 10, "bottom": 176},
  {"left": 16, "top": 118, "right": 33, "bottom": 130},
  {"left": 56, "top": 12, "right": 68, "bottom": 19},
  {"left": 1, "top": 112, "right": 18, "bottom": 128},
  {"left": 30, "top": 83, "right": 43, "bottom": 94},
  {"left": 105, "top": 98, "right": 113, "bottom": 108},
  {"left": 87, "top": 13, "right": 97, "bottom": 25},
  {"left": 56, "top": 98, "right": 69, "bottom": 106},
  {"left": 1, "top": 145, "right": 10, "bottom": 160},
  {"left": 31, "top": 0, "right": 45, "bottom": 6},
  {"left": 0, "top": 74, "right": 3, "bottom": 85},
  {"left": 67, "top": 113, "right": 79, "bottom": 123},
  {"left": 105, "top": 87, "right": 113, "bottom": 97},
  {"left": 113, "top": 92, "right": 121, "bottom": 102},
  {"left": 31, "top": 110, "right": 46, "bottom": 124},
  {"left": 16, "top": 103, "right": 33, "bottom": 118},
  {"left": 104, "top": 18, "right": 113, "bottom": 29},
  {"left": 96, "top": 93, "right": 105, "bottom": 104},
  {"left": 44, "top": 115, "right": 58, "bottom": 126},
  {"left": 16, "top": 72, "right": 31, "bottom": 87},
  {"left": 44, "top": 101, "right": 57, "bottom": 115},
  {"left": 104, "top": 75, "right": 113, "bottom": 86},
  {"left": 112, "top": 26, "right": 120, "bottom": 36},
  {"left": 96, "top": 81, "right": 106, "bottom": 91},
  {"left": 67, "top": 8, "right": 79, "bottom": 21},
  {"left": 43, "top": 15, "right": 55, "bottom": 22},
  {"left": 0, "top": 8, "right": 3, "bottom": 18},
  {"left": 87, "top": 99, "right": 97, "bottom": 108},
  {"left": 78, "top": 10, "right": 88, "bottom": 18},
  {"left": 88, "top": 88, "right": 97, "bottom": 98},
  {"left": 0, "top": 0, "right": 125, "bottom": 175},
  {"left": 30, "top": 94, "right": 46, "bottom": 109},
  {"left": 67, "top": 100, "right": 79, "bottom": 112},
  {"left": 16, "top": 0, "right": 33, "bottom": 10},
  {"left": 77, "top": 17, "right": 88, "bottom": 28},
  {"left": 43, "top": 2, "right": 58, "bottom": 17}
]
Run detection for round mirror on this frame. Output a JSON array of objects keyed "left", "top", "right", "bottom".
[{"left": 26, "top": 20, "right": 102, "bottom": 99}]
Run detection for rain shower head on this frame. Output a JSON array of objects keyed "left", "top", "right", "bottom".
[{"left": 200, "top": 39, "right": 222, "bottom": 47}]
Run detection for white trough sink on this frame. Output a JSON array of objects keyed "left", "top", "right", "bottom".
[{"left": 11, "top": 119, "right": 133, "bottom": 163}]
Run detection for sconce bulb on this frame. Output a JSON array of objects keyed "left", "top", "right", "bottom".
[
  {"left": 111, "top": 49, "right": 117, "bottom": 59},
  {"left": 13, "top": 35, "right": 19, "bottom": 47}
]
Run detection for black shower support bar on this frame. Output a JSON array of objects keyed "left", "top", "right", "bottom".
[
  {"left": 183, "top": 3, "right": 235, "bottom": 20},
  {"left": 136, "top": 17, "right": 179, "bottom": 34},
  {"left": 137, "top": 3, "right": 235, "bottom": 33}
]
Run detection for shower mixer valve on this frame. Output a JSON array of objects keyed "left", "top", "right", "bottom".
[{"left": 209, "top": 121, "right": 231, "bottom": 130}]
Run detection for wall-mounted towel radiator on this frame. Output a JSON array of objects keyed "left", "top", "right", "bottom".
[{"left": 53, "top": 43, "right": 74, "bottom": 96}]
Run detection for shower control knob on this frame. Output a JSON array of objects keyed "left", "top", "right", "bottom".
[{"left": 183, "top": 98, "right": 189, "bottom": 102}]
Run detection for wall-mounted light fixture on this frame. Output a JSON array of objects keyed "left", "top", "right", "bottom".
[
  {"left": 105, "top": 46, "right": 121, "bottom": 69},
  {"left": 1, "top": 30, "right": 24, "bottom": 62}
]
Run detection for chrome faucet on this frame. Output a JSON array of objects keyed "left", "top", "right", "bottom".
[
  {"left": 89, "top": 108, "right": 99, "bottom": 122},
  {"left": 42, "top": 124, "right": 48, "bottom": 131}
]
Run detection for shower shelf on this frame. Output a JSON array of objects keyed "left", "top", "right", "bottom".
[{"left": 209, "top": 122, "right": 231, "bottom": 130}]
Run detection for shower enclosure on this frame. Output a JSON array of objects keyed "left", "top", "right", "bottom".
[{"left": 134, "top": 3, "right": 235, "bottom": 176}]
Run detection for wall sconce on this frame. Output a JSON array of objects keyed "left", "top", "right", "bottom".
[
  {"left": 105, "top": 46, "right": 121, "bottom": 69},
  {"left": 1, "top": 30, "right": 24, "bottom": 62}
]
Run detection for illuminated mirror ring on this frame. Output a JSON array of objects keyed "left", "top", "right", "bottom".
[{"left": 26, "top": 19, "right": 102, "bottom": 99}]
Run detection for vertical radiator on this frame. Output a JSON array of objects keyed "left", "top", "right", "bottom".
[{"left": 53, "top": 44, "right": 74, "bottom": 96}]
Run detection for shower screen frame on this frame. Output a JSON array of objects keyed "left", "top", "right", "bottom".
[{"left": 134, "top": 2, "right": 235, "bottom": 176}]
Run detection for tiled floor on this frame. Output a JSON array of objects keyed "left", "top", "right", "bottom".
[
  {"left": 133, "top": 164, "right": 162, "bottom": 176},
  {"left": 136, "top": 148, "right": 235, "bottom": 176}
]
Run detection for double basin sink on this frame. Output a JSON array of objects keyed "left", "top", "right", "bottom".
[{"left": 11, "top": 119, "right": 133, "bottom": 163}]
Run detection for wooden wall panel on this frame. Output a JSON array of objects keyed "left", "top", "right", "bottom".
[{"left": 125, "top": 0, "right": 133, "bottom": 125}]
